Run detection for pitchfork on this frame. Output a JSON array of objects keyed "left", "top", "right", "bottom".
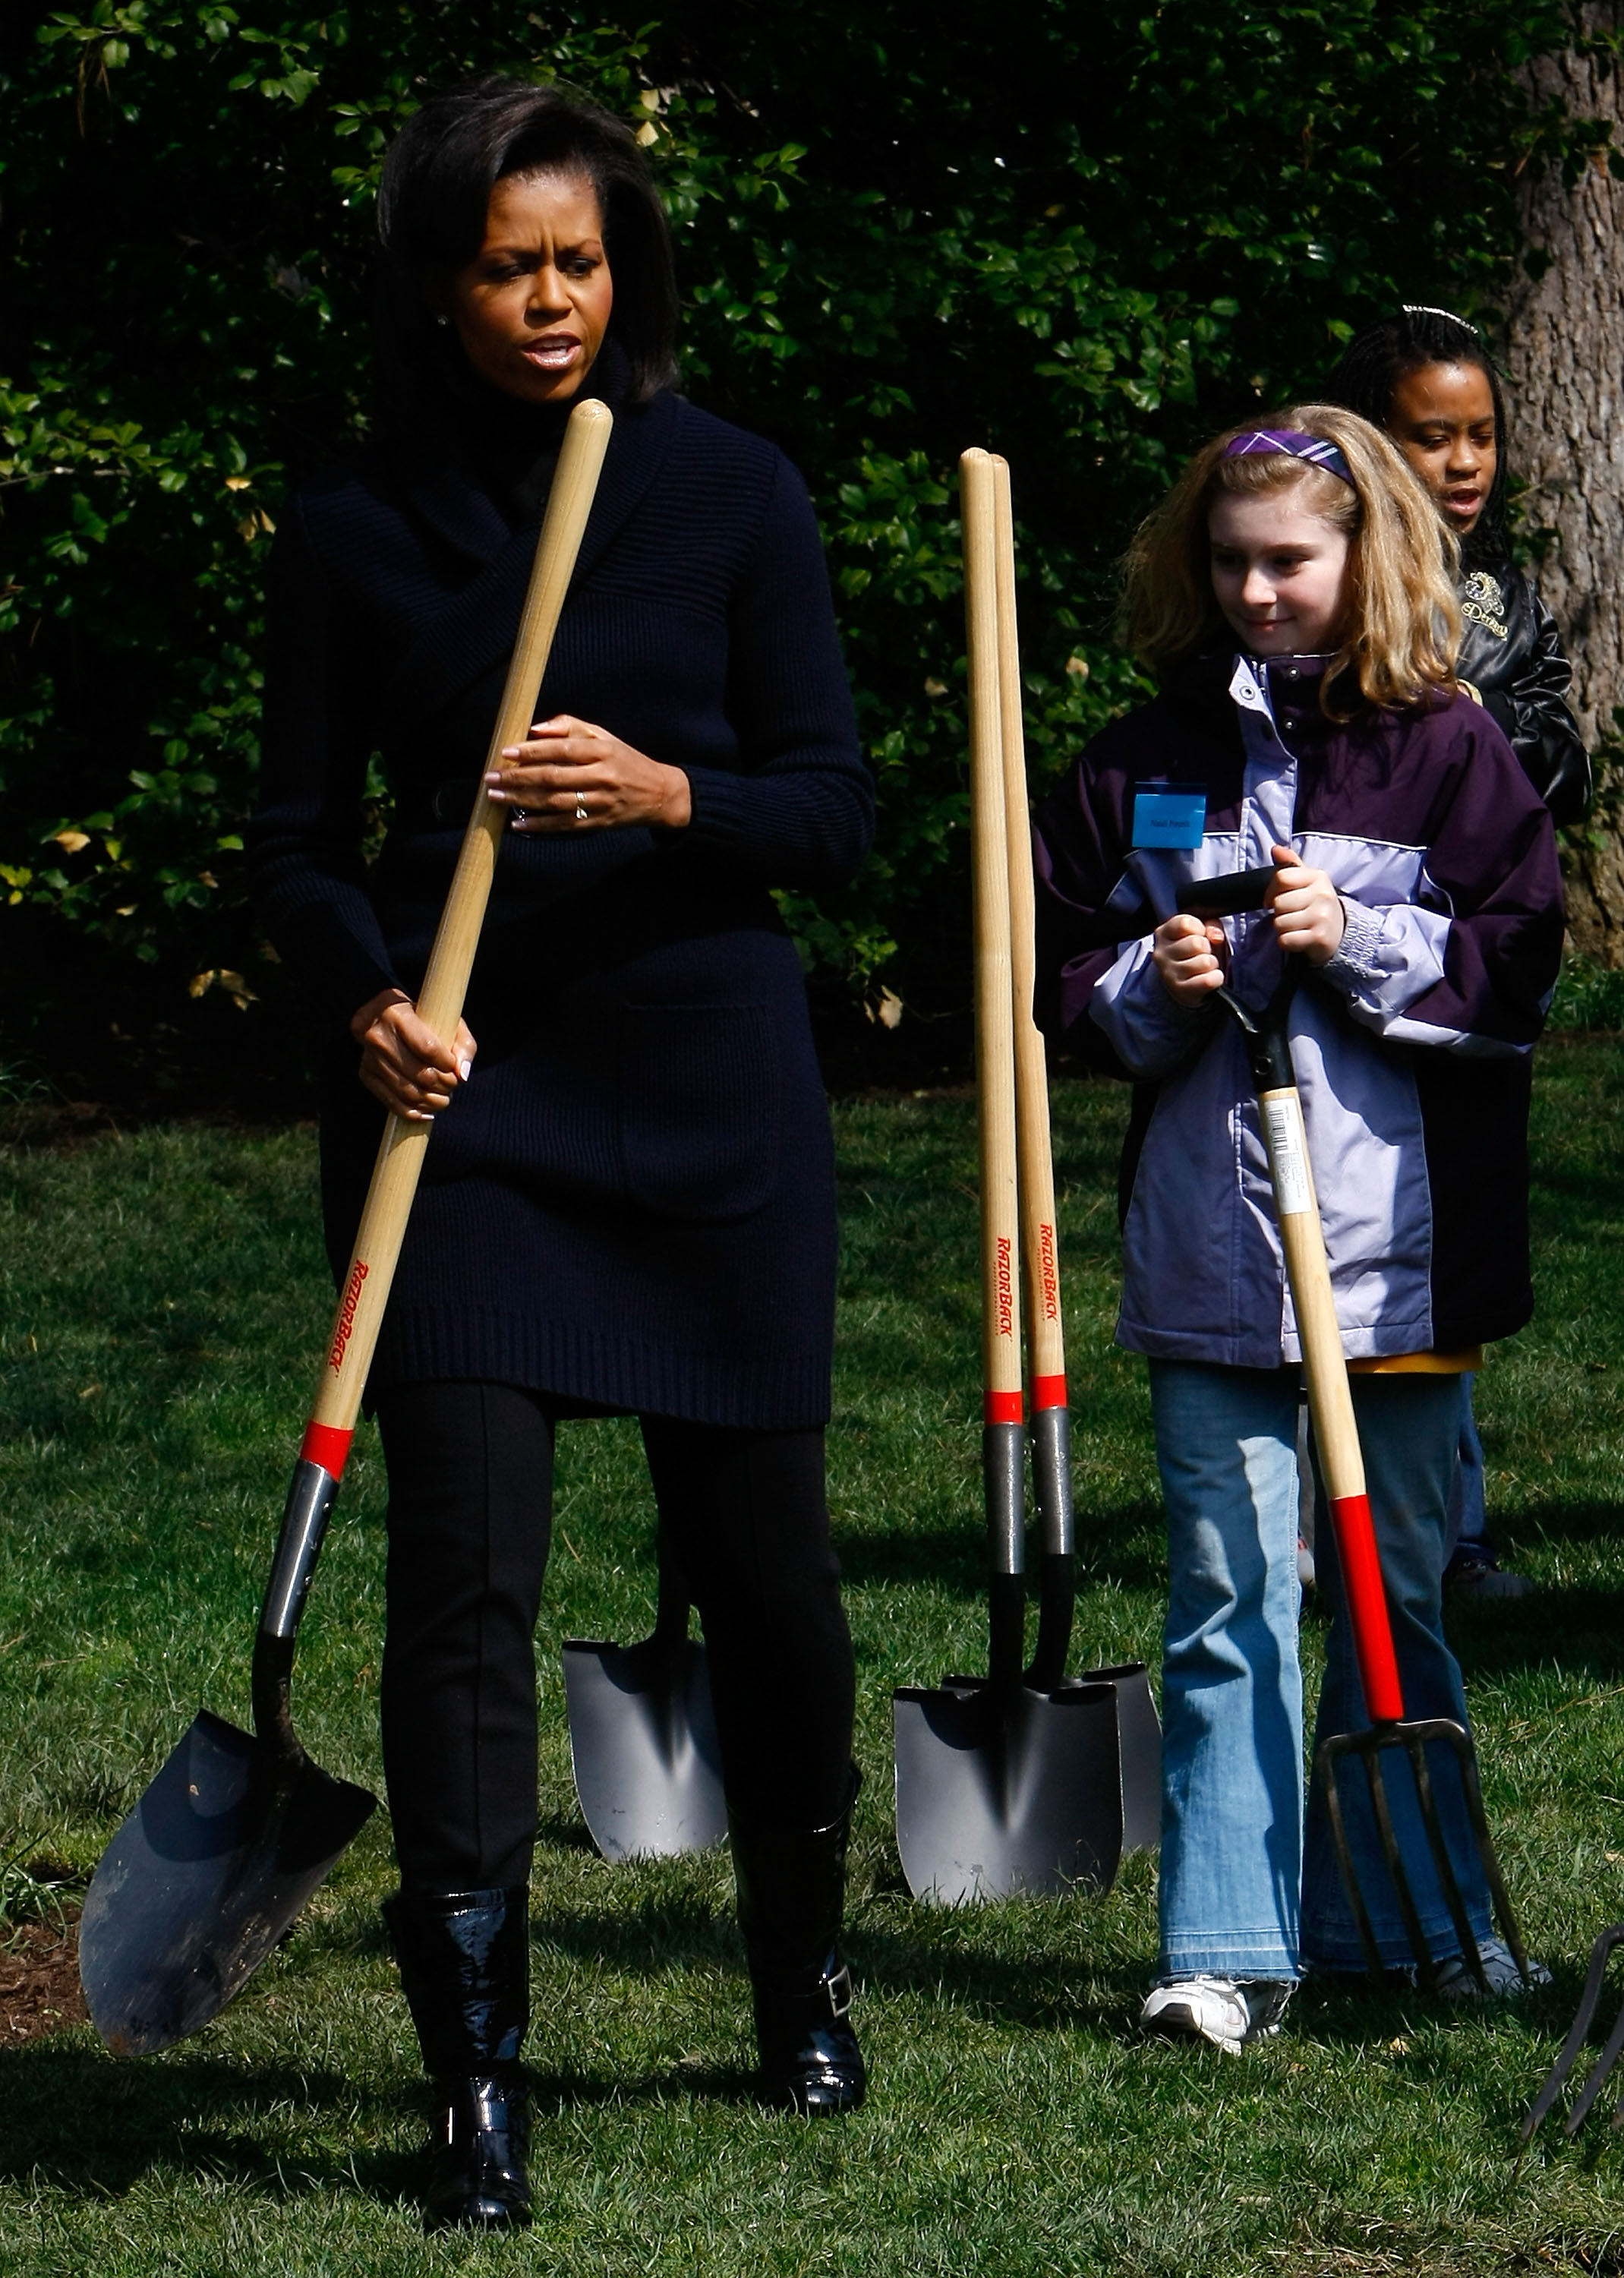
[{"left": 1522, "top": 1925, "right": 1624, "bottom": 2144}]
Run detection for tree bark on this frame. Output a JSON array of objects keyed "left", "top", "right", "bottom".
[{"left": 1507, "top": 5, "right": 1624, "bottom": 958}]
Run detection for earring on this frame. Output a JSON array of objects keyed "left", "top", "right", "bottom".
[{"left": 436, "top": 315, "right": 449, "bottom": 330}]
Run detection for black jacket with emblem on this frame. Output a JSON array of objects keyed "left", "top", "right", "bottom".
[
  {"left": 248, "top": 351, "right": 872, "bottom": 1428},
  {"left": 1456, "top": 558, "right": 1589, "bottom": 827}
]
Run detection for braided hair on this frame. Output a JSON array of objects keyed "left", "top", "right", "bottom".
[{"left": 1325, "top": 306, "right": 1509, "bottom": 569}]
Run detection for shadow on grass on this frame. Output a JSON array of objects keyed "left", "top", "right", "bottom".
[
  {"left": 1492, "top": 1499, "right": 1624, "bottom": 1554},
  {"left": 522, "top": 1891, "right": 1161, "bottom": 2041},
  {"left": 0, "top": 1932, "right": 1586, "bottom": 2207},
  {"left": 1446, "top": 1577, "right": 1624, "bottom": 1683},
  {"left": 535, "top": 1810, "right": 599, "bottom": 1854},
  {"left": 0, "top": 2043, "right": 420, "bottom": 2204},
  {"left": 1291, "top": 1966, "right": 1588, "bottom": 2140},
  {"left": 0, "top": 2037, "right": 763, "bottom": 2204}
]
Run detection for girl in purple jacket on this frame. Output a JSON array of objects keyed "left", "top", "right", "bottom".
[{"left": 1033, "top": 405, "right": 1563, "bottom": 2052}]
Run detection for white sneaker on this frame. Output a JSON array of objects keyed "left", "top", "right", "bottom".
[
  {"left": 1434, "top": 1936, "right": 1552, "bottom": 2001},
  {"left": 1140, "top": 1974, "right": 1294, "bottom": 2055}
]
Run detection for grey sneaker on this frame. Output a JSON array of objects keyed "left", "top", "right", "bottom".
[
  {"left": 1140, "top": 1974, "right": 1294, "bottom": 2056},
  {"left": 1434, "top": 1936, "right": 1551, "bottom": 2001}
]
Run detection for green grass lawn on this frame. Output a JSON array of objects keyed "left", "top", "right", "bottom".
[{"left": 2, "top": 1045, "right": 1624, "bottom": 2274}]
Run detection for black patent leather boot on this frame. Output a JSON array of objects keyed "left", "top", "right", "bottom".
[
  {"left": 382, "top": 1886, "right": 533, "bottom": 2233},
  {"left": 730, "top": 1767, "right": 866, "bottom": 2116}
]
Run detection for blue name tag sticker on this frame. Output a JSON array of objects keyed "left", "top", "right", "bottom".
[{"left": 1132, "top": 784, "right": 1206, "bottom": 850}]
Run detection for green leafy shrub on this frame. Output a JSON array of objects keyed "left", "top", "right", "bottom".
[{"left": 0, "top": 1, "right": 1588, "bottom": 1075}]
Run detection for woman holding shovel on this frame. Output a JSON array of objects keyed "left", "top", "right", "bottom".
[
  {"left": 250, "top": 76, "right": 871, "bottom": 2230},
  {"left": 1033, "top": 405, "right": 1563, "bottom": 2052}
]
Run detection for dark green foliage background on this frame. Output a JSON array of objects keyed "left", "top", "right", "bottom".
[{"left": 0, "top": 1, "right": 1590, "bottom": 1068}]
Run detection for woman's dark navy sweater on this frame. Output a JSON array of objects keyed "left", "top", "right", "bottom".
[{"left": 249, "top": 373, "right": 872, "bottom": 1429}]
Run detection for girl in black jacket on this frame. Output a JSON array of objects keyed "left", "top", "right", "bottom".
[
  {"left": 249, "top": 77, "right": 872, "bottom": 2232},
  {"left": 1326, "top": 304, "right": 1588, "bottom": 1599},
  {"left": 1327, "top": 307, "right": 1588, "bottom": 824}
]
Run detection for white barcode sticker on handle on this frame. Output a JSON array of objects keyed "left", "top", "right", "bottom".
[{"left": 1263, "top": 1095, "right": 1313, "bottom": 1217}]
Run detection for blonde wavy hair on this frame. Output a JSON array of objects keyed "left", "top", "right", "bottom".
[{"left": 1123, "top": 402, "right": 1461, "bottom": 716}]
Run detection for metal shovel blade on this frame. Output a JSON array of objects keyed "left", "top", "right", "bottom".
[
  {"left": 78, "top": 1708, "right": 376, "bottom": 2056},
  {"left": 1071, "top": 1661, "right": 1162, "bottom": 1853},
  {"left": 893, "top": 1676, "right": 1123, "bottom": 1905},
  {"left": 562, "top": 1636, "right": 727, "bottom": 1861}
]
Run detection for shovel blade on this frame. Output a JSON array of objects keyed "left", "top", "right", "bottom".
[
  {"left": 79, "top": 1709, "right": 376, "bottom": 2056},
  {"left": 1070, "top": 1661, "right": 1162, "bottom": 1853},
  {"left": 562, "top": 1636, "right": 727, "bottom": 1862},
  {"left": 893, "top": 1677, "right": 1123, "bottom": 1905}
]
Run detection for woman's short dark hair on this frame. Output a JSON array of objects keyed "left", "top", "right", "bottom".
[
  {"left": 1324, "top": 306, "right": 1509, "bottom": 566},
  {"left": 377, "top": 74, "right": 679, "bottom": 407}
]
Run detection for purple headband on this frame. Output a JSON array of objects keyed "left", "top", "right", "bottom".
[{"left": 1222, "top": 428, "right": 1354, "bottom": 486}]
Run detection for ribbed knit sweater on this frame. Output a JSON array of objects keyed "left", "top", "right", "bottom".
[{"left": 249, "top": 363, "right": 872, "bottom": 1428}]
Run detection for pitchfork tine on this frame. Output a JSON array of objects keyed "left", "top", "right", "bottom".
[
  {"left": 1318, "top": 1737, "right": 1387, "bottom": 1981},
  {"left": 1359, "top": 1743, "right": 1441, "bottom": 1995},
  {"left": 1523, "top": 1925, "right": 1624, "bottom": 2144},
  {"left": 1405, "top": 1726, "right": 1490, "bottom": 1995},
  {"left": 1442, "top": 1720, "right": 1532, "bottom": 1984},
  {"left": 1319, "top": 1727, "right": 1448, "bottom": 1992},
  {"left": 1568, "top": 2000, "right": 1624, "bottom": 2135},
  {"left": 1321, "top": 1720, "right": 1530, "bottom": 1996}
]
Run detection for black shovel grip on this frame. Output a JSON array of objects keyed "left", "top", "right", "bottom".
[
  {"left": 1026, "top": 1404, "right": 1076, "bottom": 1692},
  {"left": 1176, "top": 865, "right": 1279, "bottom": 918},
  {"left": 983, "top": 1421, "right": 1026, "bottom": 1690}
]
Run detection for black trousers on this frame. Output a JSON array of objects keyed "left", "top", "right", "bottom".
[{"left": 375, "top": 1380, "right": 856, "bottom": 1892}]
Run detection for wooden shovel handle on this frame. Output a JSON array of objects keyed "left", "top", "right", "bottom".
[
  {"left": 963, "top": 450, "right": 1023, "bottom": 1424},
  {"left": 991, "top": 458, "right": 1066, "bottom": 1409},
  {"left": 301, "top": 396, "right": 614, "bottom": 1473},
  {"left": 963, "top": 449, "right": 1023, "bottom": 1677},
  {"left": 1259, "top": 1081, "right": 1404, "bottom": 1721}
]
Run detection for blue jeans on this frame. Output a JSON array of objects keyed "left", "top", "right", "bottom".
[
  {"left": 1150, "top": 1363, "right": 1304, "bottom": 1980},
  {"left": 1149, "top": 1362, "right": 1493, "bottom": 1981},
  {"left": 1444, "top": 1371, "right": 1487, "bottom": 1561}
]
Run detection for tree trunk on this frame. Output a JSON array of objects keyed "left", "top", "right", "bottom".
[{"left": 1507, "top": 4, "right": 1624, "bottom": 960}]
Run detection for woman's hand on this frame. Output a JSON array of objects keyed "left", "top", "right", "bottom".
[
  {"left": 351, "top": 988, "right": 477, "bottom": 1122},
  {"left": 1153, "top": 912, "right": 1228, "bottom": 1005},
  {"left": 1268, "top": 843, "right": 1346, "bottom": 966},
  {"left": 485, "top": 715, "right": 692, "bottom": 833}
]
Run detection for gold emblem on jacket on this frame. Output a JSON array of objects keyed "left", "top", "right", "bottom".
[{"left": 1461, "top": 569, "right": 1508, "bottom": 642}]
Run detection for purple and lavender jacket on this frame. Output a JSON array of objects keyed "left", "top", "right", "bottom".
[{"left": 1033, "top": 650, "right": 1564, "bottom": 1368}]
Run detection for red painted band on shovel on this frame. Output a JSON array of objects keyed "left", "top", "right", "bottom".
[
  {"left": 299, "top": 1421, "right": 355, "bottom": 1481},
  {"left": 984, "top": 1390, "right": 1023, "bottom": 1426},
  {"left": 1328, "top": 1491, "right": 1403, "bottom": 1722},
  {"left": 1030, "top": 1373, "right": 1067, "bottom": 1412}
]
